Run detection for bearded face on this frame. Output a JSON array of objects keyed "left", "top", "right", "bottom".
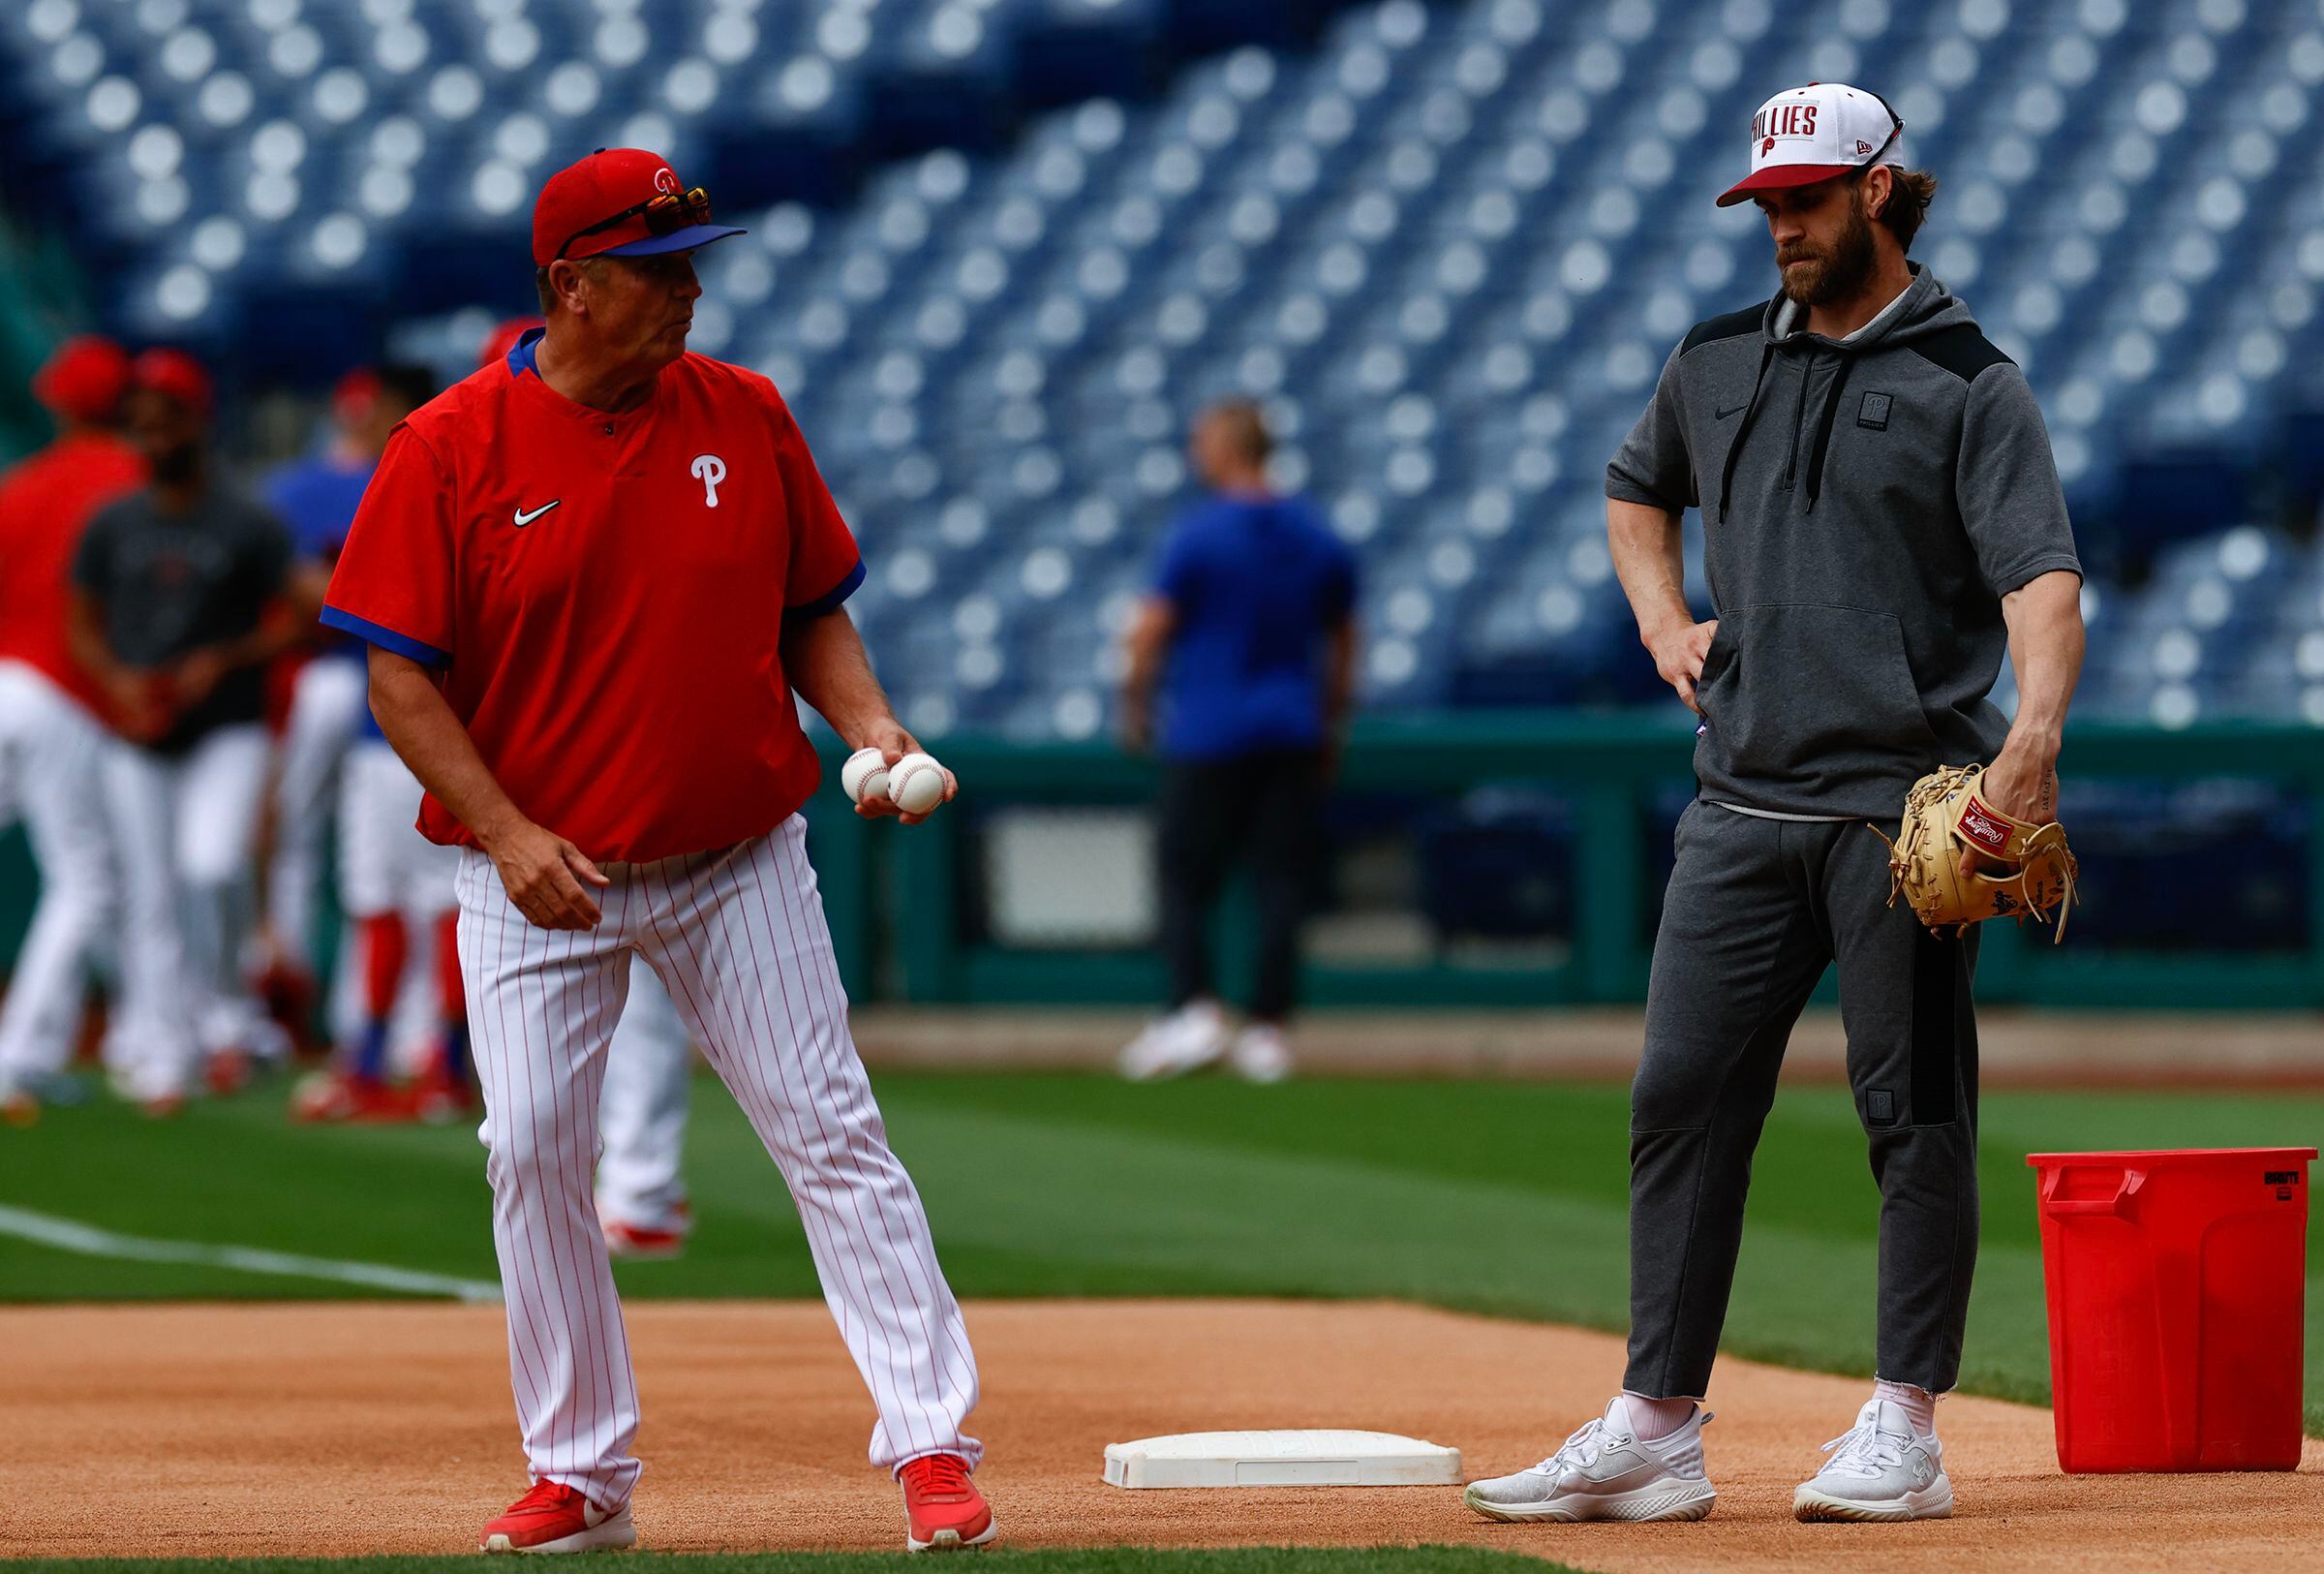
[{"left": 1774, "top": 177, "right": 1880, "bottom": 309}]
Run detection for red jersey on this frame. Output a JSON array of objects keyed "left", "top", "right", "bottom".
[
  {"left": 0, "top": 430, "right": 146, "bottom": 716},
  {"left": 321, "top": 333, "right": 863, "bottom": 860}
]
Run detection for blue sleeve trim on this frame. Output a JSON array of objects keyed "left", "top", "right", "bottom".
[
  {"left": 787, "top": 557, "right": 865, "bottom": 620},
  {"left": 319, "top": 605, "right": 451, "bottom": 669}
]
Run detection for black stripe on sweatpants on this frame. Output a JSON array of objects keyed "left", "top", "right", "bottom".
[{"left": 1910, "top": 927, "right": 1962, "bottom": 1126}]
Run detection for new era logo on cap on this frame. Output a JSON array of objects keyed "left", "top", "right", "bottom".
[{"left": 1718, "top": 82, "right": 1905, "bottom": 207}]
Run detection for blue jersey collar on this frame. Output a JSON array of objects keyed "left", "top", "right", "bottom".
[{"left": 507, "top": 326, "right": 545, "bottom": 380}]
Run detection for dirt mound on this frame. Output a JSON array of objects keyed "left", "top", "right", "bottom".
[{"left": 4, "top": 1299, "right": 2318, "bottom": 1570}]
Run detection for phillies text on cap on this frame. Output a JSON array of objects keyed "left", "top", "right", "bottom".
[{"left": 1717, "top": 82, "right": 1905, "bottom": 207}]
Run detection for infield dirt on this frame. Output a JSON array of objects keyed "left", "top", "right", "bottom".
[{"left": 5, "top": 1298, "right": 2320, "bottom": 1571}]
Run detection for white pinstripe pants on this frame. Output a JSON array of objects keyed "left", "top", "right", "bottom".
[{"left": 454, "top": 816, "right": 981, "bottom": 1508}]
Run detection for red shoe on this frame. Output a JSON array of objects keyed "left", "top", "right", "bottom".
[
  {"left": 479, "top": 1481, "right": 635, "bottom": 1555},
  {"left": 205, "top": 1048, "right": 252, "bottom": 1097},
  {"left": 601, "top": 1219, "right": 687, "bottom": 1260},
  {"left": 413, "top": 1070, "right": 477, "bottom": 1126},
  {"left": 899, "top": 1454, "right": 996, "bottom": 1553},
  {"left": 290, "top": 1072, "right": 417, "bottom": 1123}
]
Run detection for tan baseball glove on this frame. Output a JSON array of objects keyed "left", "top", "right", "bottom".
[{"left": 1870, "top": 763, "right": 2079, "bottom": 942}]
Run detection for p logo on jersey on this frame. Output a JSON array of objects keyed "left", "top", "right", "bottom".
[{"left": 691, "top": 453, "right": 726, "bottom": 508}]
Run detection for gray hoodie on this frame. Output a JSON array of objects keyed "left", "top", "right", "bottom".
[{"left": 1606, "top": 264, "right": 2081, "bottom": 818}]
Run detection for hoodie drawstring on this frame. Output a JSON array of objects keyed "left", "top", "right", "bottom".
[
  {"left": 1803, "top": 352, "right": 1858, "bottom": 511},
  {"left": 1715, "top": 339, "right": 1776, "bottom": 523}
]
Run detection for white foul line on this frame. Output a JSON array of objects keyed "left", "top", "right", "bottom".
[{"left": 0, "top": 1203, "right": 503, "bottom": 1303}]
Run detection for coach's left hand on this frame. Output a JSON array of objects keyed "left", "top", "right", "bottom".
[{"left": 851, "top": 719, "right": 957, "bottom": 826}]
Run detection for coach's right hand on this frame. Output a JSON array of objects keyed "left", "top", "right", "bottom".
[
  {"left": 482, "top": 818, "right": 610, "bottom": 930},
  {"left": 1644, "top": 617, "right": 1719, "bottom": 714}
]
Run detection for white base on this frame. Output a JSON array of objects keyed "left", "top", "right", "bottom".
[{"left": 1103, "top": 1430, "right": 1462, "bottom": 1489}]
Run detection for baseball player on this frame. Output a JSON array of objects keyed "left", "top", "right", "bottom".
[
  {"left": 260, "top": 364, "right": 439, "bottom": 1028},
  {"left": 68, "top": 352, "right": 321, "bottom": 1111},
  {"left": 0, "top": 337, "right": 143, "bottom": 1112},
  {"left": 595, "top": 967, "right": 695, "bottom": 1257},
  {"left": 290, "top": 697, "right": 472, "bottom": 1122},
  {"left": 1465, "top": 84, "right": 2083, "bottom": 1526},
  {"left": 321, "top": 150, "right": 994, "bottom": 1554}
]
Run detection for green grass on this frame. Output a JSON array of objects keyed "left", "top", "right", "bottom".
[
  {"left": 3, "top": 1069, "right": 2320, "bottom": 1435},
  {"left": 0, "top": 1554, "right": 1571, "bottom": 1574}
]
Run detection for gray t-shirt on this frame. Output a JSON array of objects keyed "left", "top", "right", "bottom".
[{"left": 73, "top": 482, "right": 291, "bottom": 753}]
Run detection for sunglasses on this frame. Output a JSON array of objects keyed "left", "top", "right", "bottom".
[
  {"left": 555, "top": 185, "right": 714, "bottom": 261},
  {"left": 1855, "top": 90, "right": 1905, "bottom": 170}
]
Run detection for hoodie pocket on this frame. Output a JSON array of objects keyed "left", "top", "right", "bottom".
[{"left": 1693, "top": 603, "right": 1940, "bottom": 784}]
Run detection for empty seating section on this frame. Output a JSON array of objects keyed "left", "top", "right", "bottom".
[{"left": 7, "top": 0, "right": 2324, "bottom": 737}]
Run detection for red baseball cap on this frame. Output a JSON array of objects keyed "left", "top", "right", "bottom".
[
  {"left": 530, "top": 148, "right": 746, "bottom": 266},
  {"left": 332, "top": 367, "right": 382, "bottom": 427},
  {"left": 32, "top": 335, "right": 131, "bottom": 423},
  {"left": 129, "top": 348, "right": 215, "bottom": 418},
  {"left": 477, "top": 315, "right": 546, "bottom": 371}
]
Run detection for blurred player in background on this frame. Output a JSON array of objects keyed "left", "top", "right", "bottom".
[
  {"left": 68, "top": 351, "right": 322, "bottom": 1111},
  {"left": 260, "top": 363, "right": 439, "bottom": 1028},
  {"left": 594, "top": 972, "right": 694, "bottom": 1256},
  {"left": 1116, "top": 398, "right": 1359, "bottom": 1085},
  {"left": 0, "top": 337, "right": 143, "bottom": 1113},
  {"left": 290, "top": 691, "right": 471, "bottom": 1123}
]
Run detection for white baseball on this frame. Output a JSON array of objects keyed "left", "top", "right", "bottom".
[
  {"left": 887, "top": 752, "right": 948, "bottom": 817},
  {"left": 841, "top": 747, "right": 891, "bottom": 807}
]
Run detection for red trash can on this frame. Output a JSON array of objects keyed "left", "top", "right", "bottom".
[{"left": 2028, "top": 1147, "right": 2315, "bottom": 1472}]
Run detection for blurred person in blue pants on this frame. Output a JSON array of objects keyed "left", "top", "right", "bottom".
[{"left": 1117, "top": 399, "right": 1358, "bottom": 1083}]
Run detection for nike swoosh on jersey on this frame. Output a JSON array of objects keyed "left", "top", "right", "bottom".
[
  {"left": 1714, "top": 403, "right": 1748, "bottom": 420},
  {"left": 512, "top": 500, "right": 561, "bottom": 527}
]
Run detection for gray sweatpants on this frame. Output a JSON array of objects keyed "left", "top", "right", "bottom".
[{"left": 1625, "top": 801, "right": 1979, "bottom": 1401}]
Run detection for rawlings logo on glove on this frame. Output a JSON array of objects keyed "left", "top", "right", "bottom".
[{"left": 1870, "top": 763, "right": 2079, "bottom": 942}]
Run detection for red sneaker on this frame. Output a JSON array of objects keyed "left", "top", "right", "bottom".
[
  {"left": 479, "top": 1481, "right": 635, "bottom": 1555},
  {"left": 601, "top": 1219, "right": 687, "bottom": 1260},
  {"left": 413, "top": 1072, "right": 477, "bottom": 1126},
  {"left": 899, "top": 1454, "right": 996, "bottom": 1553}
]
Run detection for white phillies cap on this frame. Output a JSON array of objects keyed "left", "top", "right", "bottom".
[{"left": 1716, "top": 81, "right": 1905, "bottom": 207}]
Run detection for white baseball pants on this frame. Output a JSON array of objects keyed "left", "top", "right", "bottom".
[
  {"left": 454, "top": 816, "right": 980, "bottom": 1508},
  {"left": 265, "top": 654, "right": 367, "bottom": 969},
  {"left": 0, "top": 662, "right": 114, "bottom": 1088},
  {"left": 100, "top": 724, "right": 271, "bottom": 1097},
  {"left": 339, "top": 740, "right": 461, "bottom": 918},
  {"left": 340, "top": 739, "right": 464, "bottom": 1072},
  {"left": 596, "top": 967, "right": 693, "bottom": 1234}
]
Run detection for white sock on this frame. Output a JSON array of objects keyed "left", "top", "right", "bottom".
[
  {"left": 1874, "top": 1378, "right": 1938, "bottom": 1438},
  {"left": 1621, "top": 1393, "right": 1697, "bottom": 1441}
]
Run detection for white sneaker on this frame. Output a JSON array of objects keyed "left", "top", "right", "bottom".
[
  {"left": 1464, "top": 1397, "right": 1716, "bottom": 1524},
  {"left": 1793, "top": 1399, "right": 1952, "bottom": 1522},
  {"left": 1227, "top": 1025, "right": 1293, "bottom": 1084},
  {"left": 1116, "top": 1002, "right": 1229, "bottom": 1081}
]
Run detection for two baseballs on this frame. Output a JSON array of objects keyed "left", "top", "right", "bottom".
[
  {"left": 841, "top": 746, "right": 891, "bottom": 807},
  {"left": 887, "top": 752, "right": 949, "bottom": 817}
]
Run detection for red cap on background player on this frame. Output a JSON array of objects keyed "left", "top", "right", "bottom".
[
  {"left": 530, "top": 148, "right": 747, "bottom": 266},
  {"left": 1717, "top": 82, "right": 1906, "bottom": 207},
  {"left": 32, "top": 335, "right": 132, "bottom": 423},
  {"left": 332, "top": 367, "right": 382, "bottom": 428},
  {"left": 478, "top": 315, "right": 546, "bottom": 371},
  {"left": 129, "top": 348, "right": 215, "bottom": 418}
]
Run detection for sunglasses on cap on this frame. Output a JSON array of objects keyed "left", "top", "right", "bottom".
[
  {"left": 1853, "top": 90, "right": 1906, "bottom": 172},
  {"left": 554, "top": 184, "right": 715, "bottom": 262}
]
